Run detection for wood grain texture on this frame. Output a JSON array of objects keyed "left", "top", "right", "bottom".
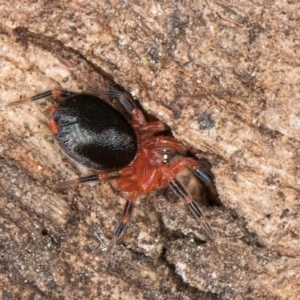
[{"left": 0, "top": 1, "right": 299, "bottom": 299}]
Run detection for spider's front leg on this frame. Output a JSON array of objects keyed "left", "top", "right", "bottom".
[
  {"left": 136, "top": 158, "right": 214, "bottom": 239},
  {"left": 168, "top": 158, "right": 215, "bottom": 239},
  {"left": 169, "top": 179, "right": 214, "bottom": 239},
  {"left": 105, "top": 197, "right": 135, "bottom": 255},
  {"left": 169, "top": 157, "right": 213, "bottom": 186}
]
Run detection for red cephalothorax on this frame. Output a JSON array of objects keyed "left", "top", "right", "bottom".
[{"left": 8, "top": 89, "right": 214, "bottom": 254}]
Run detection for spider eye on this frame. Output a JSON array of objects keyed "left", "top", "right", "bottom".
[{"left": 163, "top": 153, "right": 169, "bottom": 163}]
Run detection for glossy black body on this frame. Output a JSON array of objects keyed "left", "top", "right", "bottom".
[{"left": 52, "top": 94, "right": 138, "bottom": 170}]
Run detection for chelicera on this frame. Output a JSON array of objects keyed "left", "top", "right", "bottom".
[{"left": 8, "top": 89, "right": 214, "bottom": 253}]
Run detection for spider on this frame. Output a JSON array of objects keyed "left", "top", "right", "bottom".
[{"left": 8, "top": 89, "right": 214, "bottom": 254}]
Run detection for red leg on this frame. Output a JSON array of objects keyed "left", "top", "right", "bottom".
[
  {"left": 106, "top": 90, "right": 168, "bottom": 135},
  {"left": 117, "top": 178, "right": 138, "bottom": 193},
  {"left": 108, "top": 165, "right": 174, "bottom": 254},
  {"left": 138, "top": 168, "right": 162, "bottom": 194},
  {"left": 132, "top": 120, "right": 168, "bottom": 137},
  {"left": 57, "top": 164, "right": 138, "bottom": 255},
  {"left": 132, "top": 160, "right": 214, "bottom": 239},
  {"left": 57, "top": 166, "right": 135, "bottom": 189},
  {"left": 129, "top": 105, "right": 168, "bottom": 136},
  {"left": 169, "top": 157, "right": 198, "bottom": 173},
  {"left": 47, "top": 107, "right": 59, "bottom": 134},
  {"left": 7, "top": 89, "right": 75, "bottom": 107},
  {"left": 169, "top": 157, "right": 212, "bottom": 185},
  {"left": 7, "top": 89, "right": 76, "bottom": 135},
  {"left": 142, "top": 136, "right": 188, "bottom": 153},
  {"left": 131, "top": 108, "right": 146, "bottom": 126},
  {"left": 136, "top": 164, "right": 175, "bottom": 193}
]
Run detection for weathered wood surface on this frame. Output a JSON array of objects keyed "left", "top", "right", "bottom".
[{"left": 0, "top": 1, "right": 299, "bottom": 299}]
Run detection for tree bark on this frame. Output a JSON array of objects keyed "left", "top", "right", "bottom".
[{"left": 0, "top": 1, "right": 299, "bottom": 299}]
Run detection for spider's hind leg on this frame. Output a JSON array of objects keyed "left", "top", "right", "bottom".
[
  {"left": 56, "top": 167, "right": 134, "bottom": 189},
  {"left": 56, "top": 167, "right": 137, "bottom": 255},
  {"left": 7, "top": 89, "right": 75, "bottom": 107}
]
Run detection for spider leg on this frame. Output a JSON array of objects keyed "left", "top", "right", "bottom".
[
  {"left": 143, "top": 137, "right": 213, "bottom": 185},
  {"left": 57, "top": 167, "right": 136, "bottom": 254},
  {"left": 142, "top": 136, "right": 188, "bottom": 153},
  {"left": 106, "top": 199, "right": 134, "bottom": 255},
  {"left": 132, "top": 120, "right": 168, "bottom": 136},
  {"left": 169, "top": 157, "right": 213, "bottom": 186},
  {"left": 106, "top": 90, "right": 136, "bottom": 114},
  {"left": 130, "top": 160, "right": 214, "bottom": 238},
  {"left": 193, "top": 167, "right": 212, "bottom": 186},
  {"left": 106, "top": 90, "right": 168, "bottom": 135},
  {"left": 56, "top": 167, "right": 135, "bottom": 189},
  {"left": 169, "top": 179, "right": 214, "bottom": 239},
  {"left": 7, "top": 89, "right": 75, "bottom": 107},
  {"left": 139, "top": 168, "right": 161, "bottom": 194}
]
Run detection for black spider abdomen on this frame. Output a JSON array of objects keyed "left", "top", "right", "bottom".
[{"left": 52, "top": 94, "right": 138, "bottom": 170}]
